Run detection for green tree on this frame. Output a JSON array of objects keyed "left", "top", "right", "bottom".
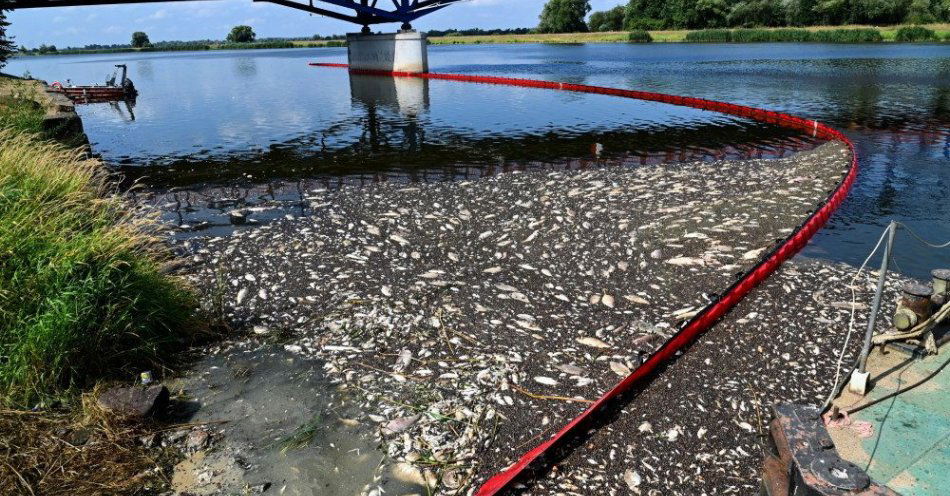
[
  {"left": 624, "top": 0, "right": 667, "bottom": 30},
  {"left": 0, "top": 2, "right": 14, "bottom": 69},
  {"left": 588, "top": 5, "right": 626, "bottom": 31},
  {"left": 226, "top": 25, "right": 256, "bottom": 43},
  {"left": 537, "top": 0, "right": 591, "bottom": 33},
  {"left": 131, "top": 31, "right": 151, "bottom": 48},
  {"left": 784, "top": 0, "right": 820, "bottom": 25},
  {"left": 726, "top": 0, "right": 785, "bottom": 27},
  {"left": 905, "top": 0, "right": 938, "bottom": 23}
]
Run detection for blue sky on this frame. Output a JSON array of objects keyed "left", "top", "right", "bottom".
[{"left": 8, "top": 0, "right": 622, "bottom": 48}]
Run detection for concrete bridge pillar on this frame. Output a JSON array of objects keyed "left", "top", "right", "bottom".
[{"left": 346, "top": 30, "right": 429, "bottom": 74}]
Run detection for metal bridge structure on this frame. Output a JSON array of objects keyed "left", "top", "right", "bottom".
[{"left": 5, "top": 0, "right": 466, "bottom": 31}]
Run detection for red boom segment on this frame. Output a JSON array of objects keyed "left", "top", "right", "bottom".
[{"left": 309, "top": 62, "right": 859, "bottom": 495}]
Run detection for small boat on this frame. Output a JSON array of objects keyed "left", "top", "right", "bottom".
[{"left": 51, "top": 64, "right": 137, "bottom": 104}]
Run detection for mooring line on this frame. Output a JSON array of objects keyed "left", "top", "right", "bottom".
[{"left": 309, "top": 62, "right": 859, "bottom": 495}]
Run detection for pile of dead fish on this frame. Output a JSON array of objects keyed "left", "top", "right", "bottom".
[{"left": 178, "top": 142, "right": 851, "bottom": 494}]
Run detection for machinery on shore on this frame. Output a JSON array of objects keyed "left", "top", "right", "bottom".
[
  {"left": 50, "top": 64, "right": 137, "bottom": 104},
  {"left": 761, "top": 222, "right": 949, "bottom": 496}
]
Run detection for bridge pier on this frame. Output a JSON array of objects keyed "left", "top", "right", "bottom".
[{"left": 347, "top": 30, "right": 429, "bottom": 74}]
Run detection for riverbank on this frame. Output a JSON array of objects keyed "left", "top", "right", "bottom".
[
  {"left": 16, "top": 39, "right": 345, "bottom": 57},
  {"left": 172, "top": 140, "right": 854, "bottom": 493},
  {"left": 0, "top": 80, "right": 204, "bottom": 493},
  {"left": 0, "top": 74, "right": 86, "bottom": 144},
  {"left": 430, "top": 23, "right": 949, "bottom": 44},
  {"left": 14, "top": 23, "right": 949, "bottom": 59}
]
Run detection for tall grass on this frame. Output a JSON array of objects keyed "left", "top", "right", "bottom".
[
  {"left": 894, "top": 26, "right": 939, "bottom": 41},
  {"left": 0, "top": 130, "right": 196, "bottom": 407},
  {"left": 627, "top": 30, "right": 653, "bottom": 43},
  {"left": 0, "top": 95, "right": 44, "bottom": 135},
  {"left": 686, "top": 27, "right": 884, "bottom": 43},
  {"left": 730, "top": 28, "right": 813, "bottom": 42},
  {"left": 812, "top": 28, "right": 883, "bottom": 43},
  {"left": 685, "top": 29, "right": 733, "bottom": 42}
]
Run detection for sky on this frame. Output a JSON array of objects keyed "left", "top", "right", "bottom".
[{"left": 7, "top": 0, "right": 622, "bottom": 48}]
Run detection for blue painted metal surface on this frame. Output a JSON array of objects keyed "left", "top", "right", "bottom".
[
  {"left": 831, "top": 348, "right": 950, "bottom": 495},
  {"left": 8, "top": 0, "right": 466, "bottom": 27}
]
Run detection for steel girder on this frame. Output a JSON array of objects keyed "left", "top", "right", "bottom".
[{"left": 4, "top": 0, "right": 466, "bottom": 26}]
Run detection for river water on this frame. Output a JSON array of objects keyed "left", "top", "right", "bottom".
[{"left": 9, "top": 44, "right": 949, "bottom": 277}]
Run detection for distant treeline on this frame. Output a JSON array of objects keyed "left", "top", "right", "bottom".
[
  {"left": 591, "top": 0, "right": 950, "bottom": 31},
  {"left": 425, "top": 27, "right": 534, "bottom": 37},
  {"left": 17, "top": 38, "right": 348, "bottom": 55}
]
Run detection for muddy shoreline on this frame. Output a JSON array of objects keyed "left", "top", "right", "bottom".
[{"left": 169, "top": 142, "right": 859, "bottom": 494}]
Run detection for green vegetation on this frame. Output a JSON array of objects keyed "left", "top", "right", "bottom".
[
  {"left": 0, "top": 5, "right": 13, "bottom": 69},
  {"left": 895, "top": 25, "right": 940, "bottom": 41},
  {"left": 0, "top": 128, "right": 196, "bottom": 407},
  {"left": 627, "top": 29, "right": 653, "bottom": 42},
  {"left": 684, "top": 28, "right": 733, "bottom": 42},
  {"left": 684, "top": 26, "right": 885, "bottom": 43},
  {"left": 812, "top": 27, "right": 883, "bottom": 42},
  {"left": 537, "top": 0, "right": 591, "bottom": 33},
  {"left": 589, "top": 5, "right": 625, "bottom": 32},
  {"left": 426, "top": 24, "right": 949, "bottom": 45},
  {"left": 218, "top": 40, "right": 294, "bottom": 50},
  {"left": 0, "top": 83, "right": 44, "bottom": 135},
  {"left": 730, "top": 28, "right": 813, "bottom": 42},
  {"left": 227, "top": 25, "right": 256, "bottom": 43},
  {"left": 131, "top": 31, "right": 151, "bottom": 48},
  {"left": 605, "top": 0, "right": 950, "bottom": 31}
]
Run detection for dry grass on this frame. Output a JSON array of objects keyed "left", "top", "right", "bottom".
[{"left": 0, "top": 389, "right": 176, "bottom": 495}]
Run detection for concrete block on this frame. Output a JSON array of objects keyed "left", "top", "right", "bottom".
[{"left": 347, "top": 31, "right": 428, "bottom": 74}]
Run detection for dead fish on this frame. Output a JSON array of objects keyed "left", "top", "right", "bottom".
[
  {"left": 665, "top": 256, "right": 706, "bottom": 267},
  {"left": 743, "top": 247, "right": 766, "bottom": 260},
  {"left": 623, "top": 469, "right": 642, "bottom": 489},
  {"left": 533, "top": 376, "right": 558, "bottom": 386},
  {"left": 609, "top": 362, "right": 631, "bottom": 377},
  {"left": 382, "top": 414, "right": 421, "bottom": 435},
  {"left": 624, "top": 295, "right": 649, "bottom": 305},
  {"left": 556, "top": 363, "right": 585, "bottom": 375},
  {"left": 576, "top": 337, "right": 610, "bottom": 349}
]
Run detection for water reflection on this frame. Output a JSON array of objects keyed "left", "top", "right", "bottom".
[
  {"left": 5, "top": 45, "right": 948, "bottom": 274},
  {"left": 122, "top": 72, "right": 822, "bottom": 238}
]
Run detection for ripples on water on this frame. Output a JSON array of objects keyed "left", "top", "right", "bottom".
[{"left": 7, "top": 43, "right": 948, "bottom": 276}]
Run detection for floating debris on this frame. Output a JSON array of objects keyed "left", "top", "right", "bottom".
[{"left": 177, "top": 142, "right": 852, "bottom": 495}]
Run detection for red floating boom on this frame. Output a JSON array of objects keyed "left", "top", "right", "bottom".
[{"left": 309, "top": 62, "right": 859, "bottom": 495}]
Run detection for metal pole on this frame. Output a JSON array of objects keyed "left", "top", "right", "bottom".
[{"left": 858, "top": 220, "right": 897, "bottom": 373}]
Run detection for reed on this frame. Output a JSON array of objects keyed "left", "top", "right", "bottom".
[
  {"left": 0, "top": 130, "right": 197, "bottom": 407},
  {"left": 627, "top": 30, "right": 653, "bottom": 43},
  {"left": 894, "top": 25, "right": 939, "bottom": 42}
]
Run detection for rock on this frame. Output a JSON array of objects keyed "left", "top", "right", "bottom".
[
  {"left": 186, "top": 429, "right": 211, "bottom": 450},
  {"left": 97, "top": 384, "right": 169, "bottom": 417},
  {"left": 165, "top": 429, "right": 189, "bottom": 446}
]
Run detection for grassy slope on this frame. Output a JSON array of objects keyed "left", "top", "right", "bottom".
[
  {"left": 429, "top": 23, "right": 950, "bottom": 44},
  {"left": 0, "top": 93, "right": 197, "bottom": 406},
  {"left": 0, "top": 77, "right": 46, "bottom": 135}
]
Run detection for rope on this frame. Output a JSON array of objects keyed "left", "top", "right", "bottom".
[
  {"left": 819, "top": 224, "right": 890, "bottom": 414},
  {"left": 896, "top": 221, "right": 950, "bottom": 249},
  {"left": 845, "top": 352, "right": 950, "bottom": 415}
]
